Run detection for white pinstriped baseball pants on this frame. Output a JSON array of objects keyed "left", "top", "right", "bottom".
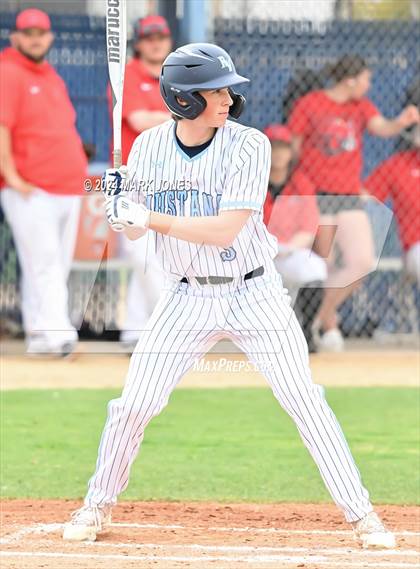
[{"left": 85, "top": 270, "right": 372, "bottom": 522}]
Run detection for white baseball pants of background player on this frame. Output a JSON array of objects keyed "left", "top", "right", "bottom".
[
  {"left": 405, "top": 241, "right": 420, "bottom": 284},
  {"left": 120, "top": 232, "right": 164, "bottom": 347},
  {"left": 1, "top": 188, "right": 80, "bottom": 351},
  {"left": 85, "top": 268, "right": 373, "bottom": 523},
  {"left": 274, "top": 249, "right": 327, "bottom": 287}
]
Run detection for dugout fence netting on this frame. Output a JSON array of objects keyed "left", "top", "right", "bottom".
[{"left": 0, "top": 10, "right": 419, "bottom": 342}]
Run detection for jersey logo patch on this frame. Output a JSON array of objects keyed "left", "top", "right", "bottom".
[
  {"left": 220, "top": 247, "right": 236, "bottom": 262},
  {"left": 217, "top": 56, "right": 233, "bottom": 72}
]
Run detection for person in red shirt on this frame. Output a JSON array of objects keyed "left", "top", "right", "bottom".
[
  {"left": 263, "top": 124, "right": 327, "bottom": 352},
  {"left": 289, "top": 54, "right": 419, "bottom": 351},
  {"left": 0, "top": 9, "right": 88, "bottom": 355},
  {"left": 364, "top": 125, "right": 420, "bottom": 284},
  {"left": 114, "top": 15, "right": 172, "bottom": 165},
  {"left": 109, "top": 15, "right": 172, "bottom": 350}
]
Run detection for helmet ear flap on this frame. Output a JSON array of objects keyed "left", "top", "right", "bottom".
[
  {"left": 190, "top": 92, "right": 207, "bottom": 119},
  {"left": 167, "top": 90, "right": 207, "bottom": 119},
  {"left": 228, "top": 90, "right": 246, "bottom": 119}
]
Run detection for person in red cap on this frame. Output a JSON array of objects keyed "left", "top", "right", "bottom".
[
  {"left": 0, "top": 9, "right": 88, "bottom": 355},
  {"left": 109, "top": 15, "right": 172, "bottom": 350},
  {"left": 116, "top": 15, "right": 172, "bottom": 165},
  {"left": 263, "top": 124, "right": 327, "bottom": 352}
]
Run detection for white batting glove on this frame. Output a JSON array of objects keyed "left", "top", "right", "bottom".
[
  {"left": 109, "top": 220, "right": 125, "bottom": 232},
  {"left": 102, "top": 165, "right": 129, "bottom": 198},
  {"left": 106, "top": 195, "right": 150, "bottom": 230}
]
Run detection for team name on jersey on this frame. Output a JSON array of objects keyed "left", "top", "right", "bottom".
[{"left": 145, "top": 188, "right": 222, "bottom": 217}]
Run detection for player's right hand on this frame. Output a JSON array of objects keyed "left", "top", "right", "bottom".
[
  {"left": 109, "top": 221, "right": 125, "bottom": 233},
  {"left": 102, "top": 166, "right": 128, "bottom": 198},
  {"left": 105, "top": 195, "right": 150, "bottom": 230}
]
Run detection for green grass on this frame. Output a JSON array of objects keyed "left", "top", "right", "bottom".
[{"left": 1, "top": 388, "right": 419, "bottom": 504}]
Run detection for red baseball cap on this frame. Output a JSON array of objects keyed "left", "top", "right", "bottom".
[
  {"left": 135, "top": 15, "right": 170, "bottom": 39},
  {"left": 264, "top": 124, "right": 293, "bottom": 144},
  {"left": 16, "top": 8, "right": 51, "bottom": 31}
]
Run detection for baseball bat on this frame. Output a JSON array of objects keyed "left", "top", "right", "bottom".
[{"left": 106, "top": 0, "right": 127, "bottom": 169}]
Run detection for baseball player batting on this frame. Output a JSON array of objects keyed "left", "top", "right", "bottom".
[{"left": 63, "top": 43, "right": 395, "bottom": 550}]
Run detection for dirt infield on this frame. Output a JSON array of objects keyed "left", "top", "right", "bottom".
[
  {"left": 1, "top": 500, "right": 419, "bottom": 569},
  {"left": 2, "top": 347, "right": 419, "bottom": 568}
]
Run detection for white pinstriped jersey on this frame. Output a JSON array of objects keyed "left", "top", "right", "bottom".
[
  {"left": 127, "top": 119, "right": 278, "bottom": 278},
  {"left": 87, "top": 124, "right": 373, "bottom": 526}
]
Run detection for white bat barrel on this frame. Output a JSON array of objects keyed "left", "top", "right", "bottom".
[{"left": 106, "top": 0, "right": 127, "bottom": 168}]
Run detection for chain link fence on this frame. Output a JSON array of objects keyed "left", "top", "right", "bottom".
[
  {"left": 213, "top": 13, "right": 419, "bottom": 346},
  {"left": 0, "top": 8, "right": 419, "bottom": 346}
]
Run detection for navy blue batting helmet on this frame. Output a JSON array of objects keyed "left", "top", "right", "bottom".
[{"left": 160, "top": 43, "right": 249, "bottom": 120}]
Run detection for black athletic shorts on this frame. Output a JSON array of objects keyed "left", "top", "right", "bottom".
[{"left": 316, "top": 191, "right": 364, "bottom": 215}]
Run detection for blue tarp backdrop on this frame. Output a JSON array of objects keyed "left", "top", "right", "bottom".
[
  {"left": 0, "top": 13, "right": 418, "bottom": 334},
  {"left": 0, "top": 13, "right": 417, "bottom": 170}
]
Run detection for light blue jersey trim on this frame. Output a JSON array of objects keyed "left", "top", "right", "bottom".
[
  {"left": 173, "top": 123, "right": 214, "bottom": 162},
  {"left": 219, "top": 200, "right": 262, "bottom": 210}
]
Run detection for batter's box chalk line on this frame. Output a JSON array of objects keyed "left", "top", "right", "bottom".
[
  {"left": 1, "top": 521, "right": 420, "bottom": 544},
  {"left": 0, "top": 522, "right": 419, "bottom": 568},
  {"left": 112, "top": 522, "right": 420, "bottom": 537},
  {"left": 65, "top": 540, "right": 420, "bottom": 557},
  {"left": 0, "top": 523, "right": 62, "bottom": 545},
  {"left": 0, "top": 551, "right": 419, "bottom": 567}
]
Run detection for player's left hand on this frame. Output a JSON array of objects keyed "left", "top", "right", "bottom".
[
  {"left": 106, "top": 195, "right": 150, "bottom": 229},
  {"left": 397, "top": 105, "right": 420, "bottom": 129},
  {"left": 102, "top": 166, "right": 129, "bottom": 198}
]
